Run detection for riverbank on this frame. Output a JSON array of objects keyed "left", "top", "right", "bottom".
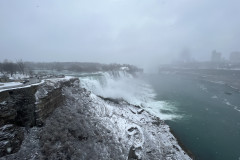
[{"left": 169, "top": 128, "right": 195, "bottom": 160}]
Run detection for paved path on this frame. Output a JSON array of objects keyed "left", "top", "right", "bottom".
[{"left": 0, "top": 78, "right": 41, "bottom": 91}]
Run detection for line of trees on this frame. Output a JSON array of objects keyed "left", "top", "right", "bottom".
[
  {"left": 0, "top": 60, "right": 143, "bottom": 76},
  {"left": 24, "top": 62, "right": 143, "bottom": 73},
  {"left": 0, "top": 59, "right": 26, "bottom": 76}
]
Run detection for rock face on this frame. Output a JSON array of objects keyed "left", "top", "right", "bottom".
[
  {"left": 0, "top": 86, "right": 37, "bottom": 157},
  {"left": 0, "top": 78, "right": 78, "bottom": 157},
  {"left": 0, "top": 124, "right": 24, "bottom": 157},
  {"left": 0, "top": 86, "right": 37, "bottom": 127},
  {"left": 0, "top": 78, "right": 192, "bottom": 160},
  {"left": 34, "top": 78, "right": 77, "bottom": 126}
]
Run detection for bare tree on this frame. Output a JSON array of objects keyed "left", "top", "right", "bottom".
[
  {"left": 17, "top": 59, "right": 25, "bottom": 75},
  {"left": 2, "top": 60, "right": 17, "bottom": 76},
  {"left": 54, "top": 62, "right": 63, "bottom": 71},
  {"left": 0, "top": 63, "right": 3, "bottom": 74},
  {"left": 28, "top": 69, "right": 34, "bottom": 76}
]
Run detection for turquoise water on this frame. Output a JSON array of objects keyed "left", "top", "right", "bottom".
[{"left": 145, "top": 73, "right": 240, "bottom": 160}]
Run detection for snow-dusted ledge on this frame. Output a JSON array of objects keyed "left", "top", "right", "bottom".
[{"left": 0, "top": 76, "right": 73, "bottom": 93}]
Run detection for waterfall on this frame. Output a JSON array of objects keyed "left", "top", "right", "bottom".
[{"left": 78, "top": 70, "right": 180, "bottom": 120}]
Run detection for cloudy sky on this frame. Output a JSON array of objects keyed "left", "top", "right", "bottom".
[{"left": 0, "top": 0, "right": 240, "bottom": 68}]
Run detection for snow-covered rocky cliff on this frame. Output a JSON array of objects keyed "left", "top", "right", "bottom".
[{"left": 1, "top": 73, "right": 192, "bottom": 160}]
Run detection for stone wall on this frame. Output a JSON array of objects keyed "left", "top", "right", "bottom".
[
  {"left": 34, "top": 78, "right": 78, "bottom": 126},
  {"left": 0, "top": 78, "right": 78, "bottom": 157}
]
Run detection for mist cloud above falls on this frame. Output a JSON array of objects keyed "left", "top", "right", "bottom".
[{"left": 0, "top": 0, "right": 240, "bottom": 69}]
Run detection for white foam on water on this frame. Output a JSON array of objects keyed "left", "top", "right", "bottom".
[
  {"left": 211, "top": 95, "right": 218, "bottom": 99},
  {"left": 78, "top": 71, "right": 181, "bottom": 120},
  {"left": 224, "top": 99, "right": 240, "bottom": 112},
  {"left": 199, "top": 84, "right": 208, "bottom": 92}
]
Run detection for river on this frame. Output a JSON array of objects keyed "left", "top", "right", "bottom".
[{"left": 144, "top": 73, "right": 240, "bottom": 160}]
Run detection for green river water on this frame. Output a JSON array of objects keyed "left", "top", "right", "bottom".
[{"left": 145, "top": 73, "right": 240, "bottom": 160}]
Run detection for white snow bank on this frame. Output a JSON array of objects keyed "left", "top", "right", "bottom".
[
  {"left": 0, "top": 76, "right": 74, "bottom": 93},
  {"left": 0, "top": 81, "right": 45, "bottom": 93},
  {"left": 8, "top": 74, "right": 29, "bottom": 80},
  {"left": 0, "top": 82, "right": 23, "bottom": 88}
]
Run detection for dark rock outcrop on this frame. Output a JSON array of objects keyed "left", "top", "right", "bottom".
[
  {"left": 0, "top": 86, "right": 37, "bottom": 127},
  {"left": 0, "top": 124, "right": 24, "bottom": 157},
  {"left": 0, "top": 86, "right": 37, "bottom": 157},
  {"left": 0, "top": 78, "right": 78, "bottom": 157}
]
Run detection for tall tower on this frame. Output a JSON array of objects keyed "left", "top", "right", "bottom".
[{"left": 211, "top": 50, "right": 222, "bottom": 62}]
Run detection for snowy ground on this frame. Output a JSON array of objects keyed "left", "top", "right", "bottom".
[
  {"left": 0, "top": 76, "right": 73, "bottom": 93},
  {"left": 0, "top": 73, "right": 29, "bottom": 80},
  {"left": 8, "top": 74, "right": 29, "bottom": 80},
  {"left": 0, "top": 81, "right": 44, "bottom": 93},
  {"left": 0, "top": 82, "right": 23, "bottom": 88}
]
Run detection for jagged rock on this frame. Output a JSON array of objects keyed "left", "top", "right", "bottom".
[
  {"left": 0, "top": 124, "right": 24, "bottom": 157},
  {"left": 128, "top": 146, "right": 140, "bottom": 160},
  {"left": 0, "top": 107, "right": 16, "bottom": 126},
  {"left": 137, "top": 109, "right": 144, "bottom": 114}
]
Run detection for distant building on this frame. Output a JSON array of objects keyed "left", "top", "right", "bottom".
[
  {"left": 179, "top": 48, "right": 192, "bottom": 63},
  {"left": 229, "top": 52, "right": 240, "bottom": 63},
  {"left": 211, "top": 50, "right": 222, "bottom": 62}
]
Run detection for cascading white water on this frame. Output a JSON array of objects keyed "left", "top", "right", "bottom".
[{"left": 78, "top": 70, "right": 180, "bottom": 120}]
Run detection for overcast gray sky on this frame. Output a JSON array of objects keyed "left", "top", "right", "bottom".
[{"left": 0, "top": 0, "right": 240, "bottom": 69}]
